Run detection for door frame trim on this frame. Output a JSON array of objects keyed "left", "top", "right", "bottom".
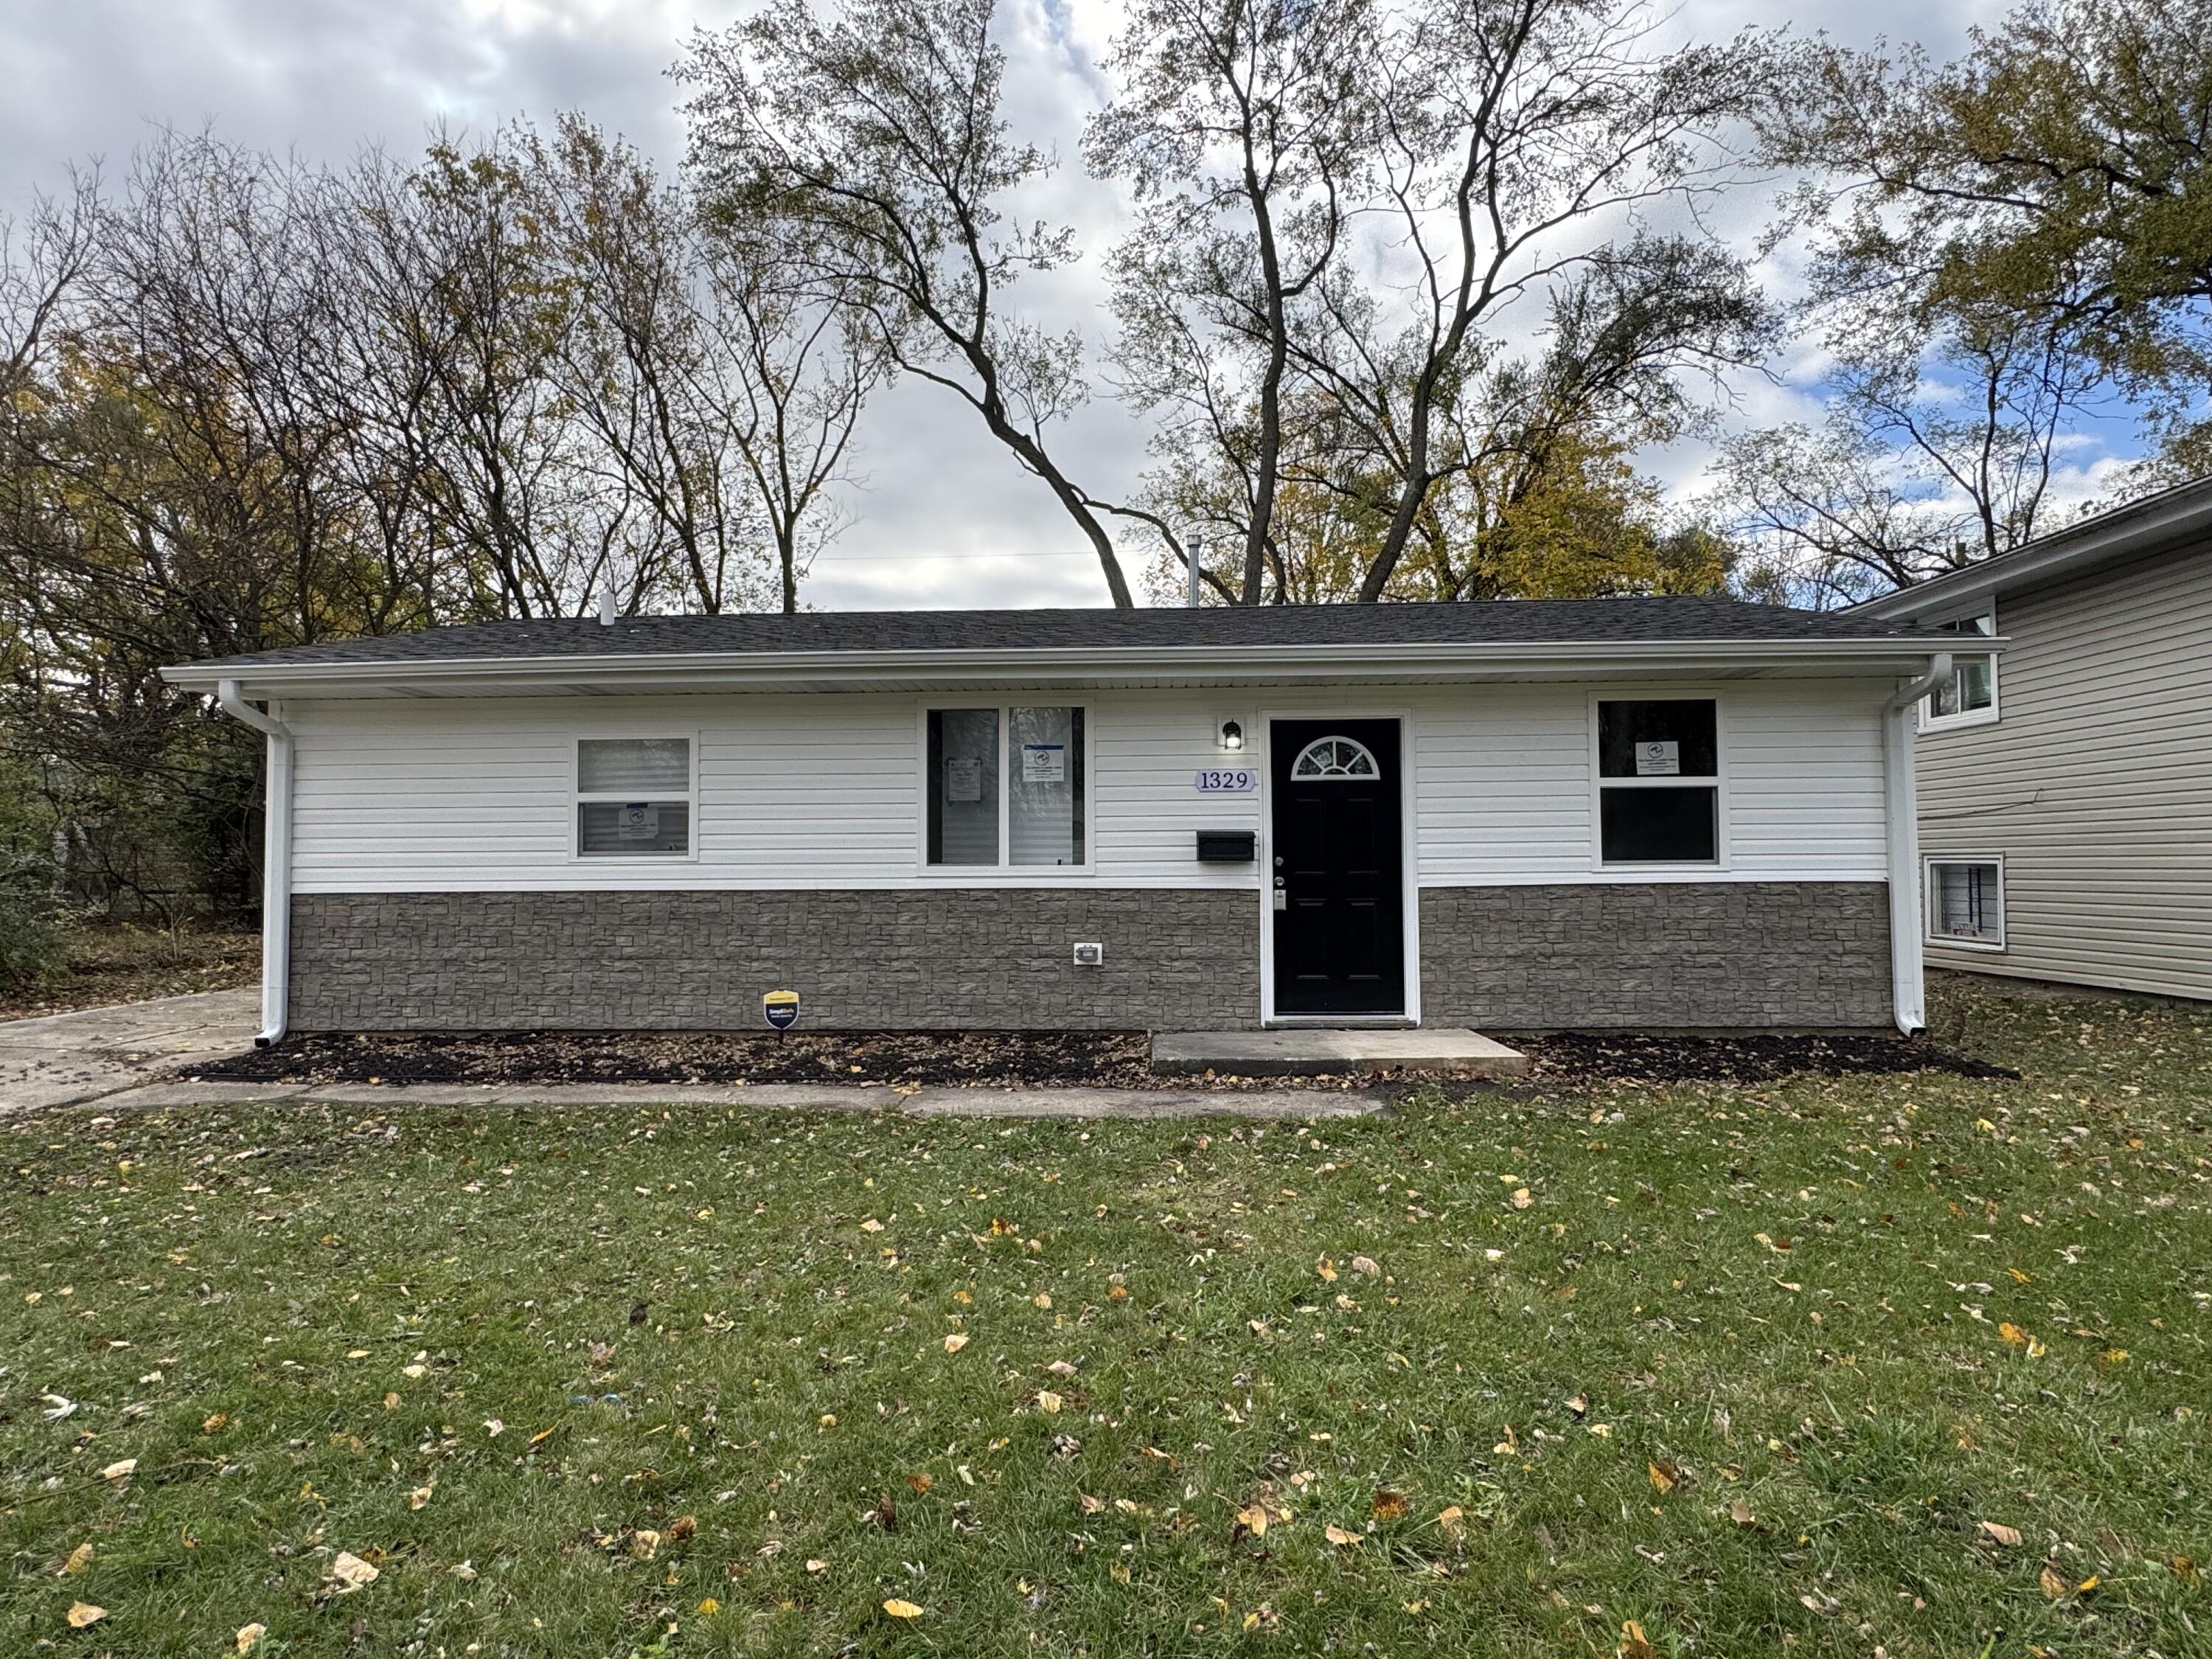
[{"left": 1257, "top": 708, "right": 1422, "bottom": 1028}]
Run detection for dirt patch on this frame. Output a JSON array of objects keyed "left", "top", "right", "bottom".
[
  {"left": 0, "top": 925, "right": 259, "bottom": 1022},
  {"left": 1512, "top": 1031, "right": 2017, "bottom": 1086},
  {"left": 198, "top": 1026, "right": 2011, "bottom": 1091}
]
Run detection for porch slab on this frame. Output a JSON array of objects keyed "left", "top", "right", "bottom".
[{"left": 1151, "top": 1026, "right": 1528, "bottom": 1078}]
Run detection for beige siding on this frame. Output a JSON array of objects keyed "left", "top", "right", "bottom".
[{"left": 1918, "top": 544, "right": 2212, "bottom": 998}]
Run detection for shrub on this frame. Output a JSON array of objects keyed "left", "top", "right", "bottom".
[{"left": 0, "top": 858, "right": 71, "bottom": 990}]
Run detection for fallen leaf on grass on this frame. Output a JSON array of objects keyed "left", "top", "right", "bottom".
[
  {"left": 1079, "top": 1493, "right": 1106, "bottom": 1514},
  {"left": 235, "top": 1623, "right": 267, "bottom": 1653},
  {"left": 943, "top": 1333, "right": 970, "bottom": 1354},
  {"left": 66, "top": 1601, "right": 106, "bottom": 1629},
  {"left": 400, "top": 1364, "right": 428, "bottom": 1380},
  {"left": 1371, "top": 1489, "right": 1408, "bottom": 1521},
  {"left": 872, "top": 1493, "right": 898, "bottom": 1531},
  {"left": 698, "top": 1596, "right": 720, "bottom": 1614},
  {"left": 327, "top": 1552, "right": 379, "bottom": 1593},
  {"left": 1648, "top": 1460, "right": 1679, "bottom": 1495},
  {"left": 202, "top": 1412, "right": 228, "bottom": 1433},
  {"left": 908, "top": 1472, "right": 933, "bottom": 1493},
  {"left": 1618, "top": 1618, "right": 1654, "bottom": 1659},
  {"left": 1728, "top": 1500, "right": 1759, "bottom": 1528},
  {"left": 1509, "top": 1188, "right": 1532, "bottom": 1210},
  {"left": 668, "top": 1514, "right": 698, "bottom": 1542},
  {"left": 1324, "top": 1524, "right": 1363, "bottom": 1547},
  {"left": 1350, "top": 1255, "right": 1381, "bottom": 1277},
  {"left": 408, "top": 1483, "right": 434, "bottom": 1511},
  {"left": 1316, "top": 1256, "right": 1338, "bottom": 1282},
  {"left": 1978, "top": 1520, "right": 2023, "bottom": 1548},
  {"left": 630, "top": 1530, "right": 661, "bottom": 1560},
  {"left": 2039, "top": 1561, "right": 2069, "bottom": 1599},
  {"left": 62, "top": 1542, "right": 92, "bottom": 1575},
  {"left": 883, "top": 1599, "right": 924, "bottom": 1619},
  {"left": 1046, "top": 1359, "right": 1078, "bottom": 1378},
  {"left": 1436, "top": 1506, "right": 1464, "bottom": 1538},
  {"left": 2173, "top": 1556, "right": 2199, "bottom": 1585},
  {"left": 1234, "top": 1503, "right": 1270, "bottom": 1538},
  {"left": 1037, "top": 1389, "right": 1062, "bottom": 1413}
]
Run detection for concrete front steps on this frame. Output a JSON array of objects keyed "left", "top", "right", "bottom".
[{"left": 1151, "top": 1026, "right": 1528, "bottom": 1079}]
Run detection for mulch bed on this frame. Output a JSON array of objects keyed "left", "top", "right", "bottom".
[{"left": 196, "top": 1027, "right": 2014, "bottom": 1090}]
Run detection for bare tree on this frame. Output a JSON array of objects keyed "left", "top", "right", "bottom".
[
  {"left": 1309, "top": 0, "right": 1772, "bottom": 600},
  {"left": 1086, "top": 0, "right": 1376, "bottom": 603},
  {"left": 678, "top": 0, "right": 1138, "bottom": 607}
]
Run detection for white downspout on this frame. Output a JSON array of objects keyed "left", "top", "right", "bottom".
[
  {"left": 1882, "top": 652, "right": 1952, "bottom": 1037},
  {"left": 217, "top": 679, "right": 294, "bottom": 1047}
]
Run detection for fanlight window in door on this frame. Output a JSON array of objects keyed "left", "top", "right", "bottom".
[{"left": 1290, "top": 736, "right": 1380, "bottom": 779}]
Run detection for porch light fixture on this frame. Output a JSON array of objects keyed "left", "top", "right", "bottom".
[{"left": 1220, "top": 718, "right": 1244, "bottom": 751}]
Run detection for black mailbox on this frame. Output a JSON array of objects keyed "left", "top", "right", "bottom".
[{"left": 1196, "top": 829, "right": 1256, "bottom": 863}]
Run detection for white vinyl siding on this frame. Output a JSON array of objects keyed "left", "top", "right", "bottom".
[
  {"left": 282, "top": 680, "right": 1892, "bottom": 893},
  {"left": 1916, "top": 544, "right": 2212, "bottom": 998}
]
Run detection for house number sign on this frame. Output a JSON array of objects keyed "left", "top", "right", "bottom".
[{"left": 1193, "top": 768, "right": 1257, "bottom": 793}]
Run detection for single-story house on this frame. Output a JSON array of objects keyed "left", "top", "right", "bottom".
[
  {"left": 1856, "top": 475, "right": 2212, "bottom": 1001},
  {"left": 161, "top": 598, "right": 1969, "bottom": 1043}
]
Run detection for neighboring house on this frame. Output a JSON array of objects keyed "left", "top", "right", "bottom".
[
  {"left": 1857, "top": 476, "right": 2212, "bottom": 1002},
  {"left": 161, "top": 599, "right": 1961, "bottom": 1040}
]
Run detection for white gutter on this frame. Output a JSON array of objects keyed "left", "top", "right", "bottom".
[
  {"left": 216, "top": 679, "right": 293, "bottom": 1047},
  {"left": 161, "top": 635, "right": 1952, "bottom": 698},
  {"left": 1880, "top": 652, "right": 1952, "bottom": 1036}
]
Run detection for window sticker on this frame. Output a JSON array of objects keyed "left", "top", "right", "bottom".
[
  {"left": 943, "top": 756, "right": 985, "bottom": 802},
  {"left": 1634, "top": 740, "right": 1680, "bottom": 776},
  {"left": 1021, "top": 742, "right": 1066, "bottom": 784},
  {"left": 616, "top": 803, "right": 660, "bottom": 840}
]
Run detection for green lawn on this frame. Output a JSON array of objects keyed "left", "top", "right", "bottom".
[{"left": 4, "top": 980, "right": 2209, "bottom": 1657}]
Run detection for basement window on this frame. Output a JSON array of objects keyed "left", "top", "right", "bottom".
[
  {"left": 1926, "top": 857, "right": 2004, "bottom": 950},
  {"left": 926, "top": 706, "right": 1087, "bottom": 868},
  {"left": 1596, "top": 698, "right": 1722, "bottom": 865},
  {"left": 576, "top": 737, "right": 693, "bottom": 856}
]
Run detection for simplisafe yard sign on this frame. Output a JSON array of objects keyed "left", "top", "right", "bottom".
[
  {"left": 1193, "top": 768, "right": 1257, "bottom": 793},
  {"left": 763, "top": 989, "right": 800, "bottom": 1031}
]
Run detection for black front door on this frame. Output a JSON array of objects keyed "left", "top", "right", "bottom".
[{"left": 1270, "top": 718, "right": 1404, "bottom": 1015}]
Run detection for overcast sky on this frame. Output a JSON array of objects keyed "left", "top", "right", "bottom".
[{"left": 0, "top": 0, "right": 2120, "bottom": 610}]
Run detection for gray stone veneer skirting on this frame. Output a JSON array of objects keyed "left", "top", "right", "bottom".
[
  {"left": 288, "top": 889, "right": 1262, "bottom": 1032},
  {"left": 1418, "top": 882, "right": 1893, "bottom": 1030},
  {"left": 288, "top": 880, "right": 1894, "bottom": 1033}
]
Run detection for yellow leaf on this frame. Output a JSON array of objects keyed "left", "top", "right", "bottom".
[
  {"left": 1316, "top": 1256, "right": 1338, "bottom": 1282},
  {"left": 1079, "top": 1492, "right": 1106, "bottom": 1514},
  {"left": 1243, "top": 1612, "right": 1260, "bottom": 1630},
  {"left": 400, "top": 1364, "right": 428, "bottom": 1380},
  {"left": 66, "top": 1601, "right": 106, "bottom": 1629},
  {"left": 1648, "top": 1461, "right": 1677, "bottom": 1495},
  {"left": 1979, "top": 1520, "right": 2023, "bottom": 1547},
  {"left": 98, "top": 1458, "right": 136, "bottom": 1482},
  {"left": 202, "top": 1413, "right": 229, "bottom": 1433},
  {"left": 1324, "top": 1523, "right": 1363, "bottom": 1546},
  {"left": 1436, "top": 1505, "right": 1464, "bottom": 1537},
  {"left": 1998, "top": 1323, "right": 2029, "bottom": 1347},
  {"left": 909, "top": 1472, "right": 933, "bottom": 1493},
  {"left": 943, "top": 1333, "right": 970, "bottom": 1354},
  {"left": 2039, "top": 1561, "right": 2069, "bottom": 1599},
  {"left": 235, "top": 1624, "right": 268, "bottom": 1654},
  {"left": 629, "top": 1530, "right": 661, "bottom": 1560},
  {"left": 1371, "top": 1489, "right": 1408, "bottom": 1521},
  {"left": 1034, "top": 1293, "right": 1051, "bottom": 1309},
  {"left": 408, "top": 1483, "right": 434, "bottom": 1511},
  {"left": 1509, "top": 1188, "right": 1532, "bottom": 1210},
  {"left": 2171, "top": 1555, "right": 2198, "bottom": 1584},
  {"left": 1037, "top": 1390, "right": 1062, "bottom": 1414},
  {"left": 328, "top": 1551, "right": 379, "bottom": 1593},
  {"left": 860, "top": 1218, "right": 884, "bottom": 1232},
  {"left": 1236, "top": 1503, "right": 1269, "bottom": 1537},
  {"left": 883, "top": 1598, "right": 925, "bottom": 1619},
  {"left": 1619, "top": 1618, "right": 1655, "bottom": 1659},
  {"left": 62, "top": 1542, "right": 93, "bottom": 1575}
]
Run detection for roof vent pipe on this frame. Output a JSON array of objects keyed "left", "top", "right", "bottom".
[
  {"left": 1186, "top": 538, "right": 1202, "bottom": 608},
  {"left": 598, "top": 585, "right": 616, "bottom": 627}
]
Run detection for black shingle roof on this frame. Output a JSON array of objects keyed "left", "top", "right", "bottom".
[{"left": 180, "top": 598, "right": 1927, "bottom": 673}]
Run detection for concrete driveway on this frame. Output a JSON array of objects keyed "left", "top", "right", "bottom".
[{"left": 0, "top": 988, "right": 260, "bottom": 1113}]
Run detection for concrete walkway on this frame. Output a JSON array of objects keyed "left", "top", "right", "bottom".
[
  {"left": 1152, "top": 1026, "right": 1528, "bottom": 1077},
  {"left": 0, "top": 987, "right": 259, "bottom": 1113},
  {"left": 60, "top": 1077, "right": 1384, "bottom": 1119}
]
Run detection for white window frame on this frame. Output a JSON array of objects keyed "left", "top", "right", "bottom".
[
  {"left": 1587, "top": 691, "right": 1731, "bottom": 872},
  {"left": 1924, "top": 854, "right": 2006, "bottom": 951},
  {"left": 570, "top": 733, "right": 700, "bottom": 863},
  {"left": 916, "top": 702, "right": 1095, "bottom": 877},
  {"left": 1919, "top": 601, "right": 2000, "bottom": 733}
]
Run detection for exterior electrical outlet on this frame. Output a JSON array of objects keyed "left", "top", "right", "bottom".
[{"left": 1072, "top": 942, "right": 1104, "bottom": 967}]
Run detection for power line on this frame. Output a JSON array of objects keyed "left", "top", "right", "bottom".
[{"left": 809, "top": 548, "right": 1105, "bottom": 563}]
